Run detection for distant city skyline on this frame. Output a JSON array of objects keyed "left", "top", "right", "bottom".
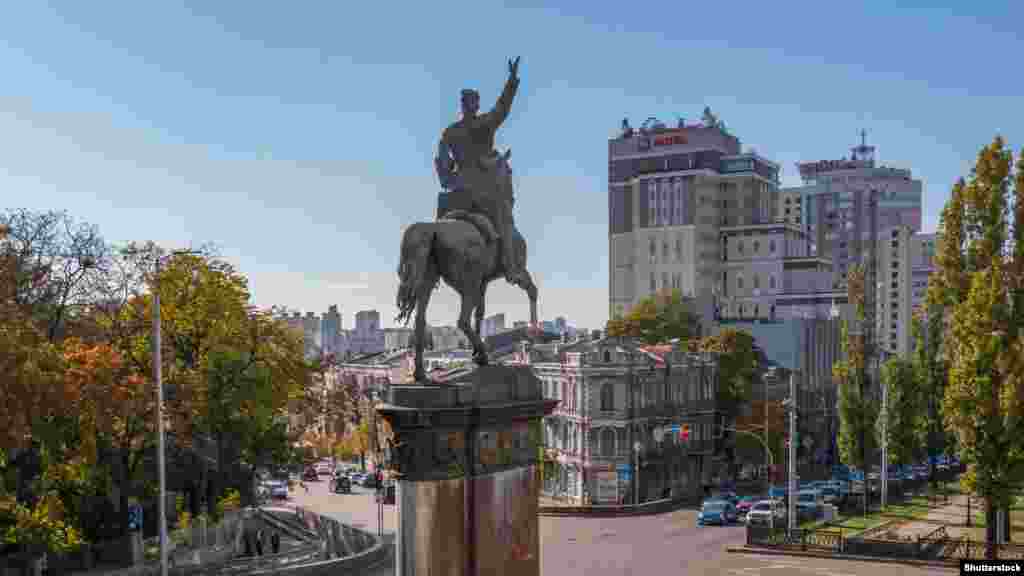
[{"left": 2, "top": 3, "right": 1021, "bottom": 329}]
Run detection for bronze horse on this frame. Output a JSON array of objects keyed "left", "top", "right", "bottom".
[{"left": 395, "top": 150, "right": 537, "bottom": 382}]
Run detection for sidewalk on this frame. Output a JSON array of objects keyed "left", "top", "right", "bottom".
[{"left": 889, "top": 493, "right": 975, "bottom": 538}]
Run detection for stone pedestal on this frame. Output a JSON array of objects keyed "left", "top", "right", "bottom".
[{"left": 377, "top": 365, "right": 556, "bottom": 576}]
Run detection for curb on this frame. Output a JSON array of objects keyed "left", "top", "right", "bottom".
[
  {"left": 725, "top": 546, "right": 959, "bottom": 570},
  {"left": 538, "top": 498, "right": 698, "bottom": 518}
]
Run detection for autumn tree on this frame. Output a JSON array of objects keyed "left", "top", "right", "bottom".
[
  {"left": 932, "top": 137, "right": 1024, "bottom": 554},
  {"left": 833, "top": 265, "right": 880, "bottom": 512},
  {"left": 605, "top": 288, "right": 699, "bottom": 345}
]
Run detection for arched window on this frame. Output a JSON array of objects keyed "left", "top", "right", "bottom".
[
  {"left": 753, "top": 275, "right": 760, "bottom": 290},
  {"left": 675, "top": 236, "right": 683, "bottom": 261},
  {"left": 738, "top": 239, "right": 744, "bottom": 254},
  {"left": 603, "top": 349, "right": 611, "bottom": 363},
  {"left": 753, "top": 240, "right": 760, "bottom": 253},
  {"left": 737, "top": 274, "right": 744, "bottom": 291},
  {"left": 601, "top": 382, "right": 614, "bottom": 411},
  {"left": 650, "top": 272, "right": 656, "bottom": 292},
  {"left": 769, "top": 239, "right": 776, "bottom": 253},
  {"left": 769, "top": 274, "right": 776, "bottom": 289},
  {"left": 649, "top": 238, "right": 656, "bottom": 263}
]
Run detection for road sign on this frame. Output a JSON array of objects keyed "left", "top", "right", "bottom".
[{"left": 128, "top": 504, "right": 143, "bottom": 532}]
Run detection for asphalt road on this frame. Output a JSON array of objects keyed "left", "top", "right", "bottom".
[{"left": 284, "top": 475, "right": 955, "bottom": 575}]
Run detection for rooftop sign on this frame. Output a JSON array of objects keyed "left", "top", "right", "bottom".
[{"left": 797, "top": 159, "right": 871, "bottom": 178}]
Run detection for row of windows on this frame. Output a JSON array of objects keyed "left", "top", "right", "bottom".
[
  {"left": 650, "top": 271, "right": 684, "bottom": 292},
  {"left": 735, "top": 273, "right": 777, "bottom": 291},
  {"left": 649, "top": 235, "right": 688, "bottom": 264},
  {"left": 733, "top": 238, "right": 777, "bottom": 255},
  {"left": 647, "top": 178, "right": 689, "bottom": 227}
]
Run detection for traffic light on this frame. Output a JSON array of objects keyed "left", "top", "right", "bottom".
[{"left": 680, "top": 424, "right": 690, "bottom": 441}]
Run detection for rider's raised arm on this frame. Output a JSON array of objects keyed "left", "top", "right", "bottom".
[{"left": 486, "top": 73, "right": 520, "bottom": 131}]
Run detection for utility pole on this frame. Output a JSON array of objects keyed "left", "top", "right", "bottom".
[
  {"left": 881, "top": 350, "right": 888, "bottom": 510},
  {"left": 138, "top": 248, "right": 201, "bottom": 576},
  {"left": 786, "top": 371, "right": 797, "bottom": 536}
]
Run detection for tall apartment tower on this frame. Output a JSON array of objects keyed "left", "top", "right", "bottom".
[
  {"left": 608, "top": 114, "right": 781, "bottom": 322},
  {"left": 786, "top": 132, "right": 924, "bottom": 291},
  {"left": 321, "top": 305, "right": 342, "bottom": 356}
]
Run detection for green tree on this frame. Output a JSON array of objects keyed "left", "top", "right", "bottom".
[
  {"left": 880, "top": 355, "right": 923, "bottom": 467},
  {"left": 833, "top": 265, "right": 880, "bottom": 511},
  {"left": 932, "top": 137, "right": 1024, "bottom": 554}
]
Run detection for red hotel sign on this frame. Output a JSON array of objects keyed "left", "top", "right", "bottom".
[{"left": 653, "top": 132, "right": 688, "bottom": 147}]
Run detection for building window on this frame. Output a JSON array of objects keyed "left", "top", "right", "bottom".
[
  {"left": 649, "top": 238, "right": 656, "bottom": 264},
  {"left": 738, "top": 240, "right": 744, "bottom": 255},
  {"left": 753, "top": 240, "right": 760, "bottom": 253},
  {"left": 753, "top": 275, "right": 760, "bottom": 290},
  {"left": 769, "top": 239, "right": 776, "bottom": 253},
  {"left": 601, "top": 382, "right": 614, "bottom": 411},
  {"left": 601, "top": 428, "right": 615, "bottom": 457},
  {"left": 676, "top": 236, "right": 682, "bottom": 261},
  {"left": 737, "top": 274, "right": 744, "bottom": 291},
  {"left": 769, "top": 275, "right": 776, "bottom": 289},
  {"left": 662, "top": 272, "right": 669, "bottom": 289},
  {"left": 650, "top": 272, "right": 656, "bottom": 292},
  {"left": 754, "top": 305, "right": 759, "bottom": 317},
  {"left": 648, "top": 181, "right": 657, "bottom": 226},
  {"left": 663, "top": 241, "right": 669, "bottom": 261}
]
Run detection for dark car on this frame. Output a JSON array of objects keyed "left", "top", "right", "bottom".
[
  {"left": 697, "top": 500, "right": 737, "bottom": 526},
  {"left": 333, "top": 476, "right": 351, "bottom": 494},
  {"left": 303, "top": 467, "right": 319, "bottom": 481},
  {"left": 362, "top": 473, "right": 380, "bottom": 488}
]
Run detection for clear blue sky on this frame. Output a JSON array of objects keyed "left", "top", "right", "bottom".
[{"left": 2, "top": 1, "right": 1021, "bottom": 330}]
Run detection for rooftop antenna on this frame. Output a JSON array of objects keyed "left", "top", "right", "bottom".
[{"left": 851, "top": 128, "right": 876, "bottom": 165}]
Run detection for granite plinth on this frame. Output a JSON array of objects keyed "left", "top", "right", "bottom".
[{"left": 376, "top": 365, "right": 553, "bottom": 576}]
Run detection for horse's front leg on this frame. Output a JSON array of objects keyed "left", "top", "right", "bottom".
[{"left": 514, "top": 269, "right": 539, "bottom": 326}]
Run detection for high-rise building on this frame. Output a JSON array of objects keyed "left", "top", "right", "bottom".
[
  {"left": 786, "top": 132, "right": 924, "bottom": 291},
  {"left": 608, "top": 114, "right": 781, "bottom": 322},
  {"left": 909, "top": 233, "right": 937, "bottom": 314},
  {"left": 321, "top": 305, "right": 343, "bottom": 357},
  {"left": 350, "top": 310, "right": 386, "bottom": 356}
]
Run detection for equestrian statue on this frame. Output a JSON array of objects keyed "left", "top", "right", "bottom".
[{"left": 396, "top": 56, "right": 538, "bottom": 382}]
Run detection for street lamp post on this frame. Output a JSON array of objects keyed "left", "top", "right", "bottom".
[
  {"left": 133, "top": 248, "right": 200, "bottom": 576},
  {"left": 724, "top": 426, "right": 775, "bottom": 531}
]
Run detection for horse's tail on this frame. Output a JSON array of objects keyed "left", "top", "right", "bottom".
[{"left": 395, "top": 222, "right": 436, "bottom": 326}]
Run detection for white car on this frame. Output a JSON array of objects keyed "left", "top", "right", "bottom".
[{"left": 746, "top": 500, "right": 786, "bottom": 526}]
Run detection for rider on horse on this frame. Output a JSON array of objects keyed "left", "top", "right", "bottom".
[{"left": 435, "top": 57, "right": 524, "bottom": 285}]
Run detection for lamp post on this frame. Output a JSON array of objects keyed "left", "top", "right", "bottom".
[
  {"left": 130, "top": 247, "right": 201, "bottom": 576},
  {"left": 724, "top": 426, "right": 775, "bottom": 531},
  {"left": 633, "top": 441, "right": 642, "bottom": 505}
]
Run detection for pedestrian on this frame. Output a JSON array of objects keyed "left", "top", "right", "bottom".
[
  {"left": 254, "top": 528, "right": 264, "bottom": 556},
  {"left": 270, "top": 532, "right": 281, "bottom": 555}
]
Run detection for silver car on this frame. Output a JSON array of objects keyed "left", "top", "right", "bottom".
[{"left": 746, "top": 500, "right": 785, "bottom": 526}]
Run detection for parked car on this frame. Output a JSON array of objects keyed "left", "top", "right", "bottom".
[
  {"left": 796, "top": 489, "right": 824, "bottom": 521},
  {"left": 362, "top": 473, "right": 380, "bottom": 488},
  {"left": 349, "top": 472, "right": 366, "bottom": 485},
  {"left": 333, "top": 475, "right": 352, "bottom": 494},
  {"left": 697, "top": 500, "right": 737, "bottom": 526},
  {"left": 735, "top": 496, "right": 757, "bottom": 521},
  {"left": 303, "top": 467, "right": 319, "bottom": 481},
  {"left": 745, "top": 500, "right": 785, "bottom": 527}
]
